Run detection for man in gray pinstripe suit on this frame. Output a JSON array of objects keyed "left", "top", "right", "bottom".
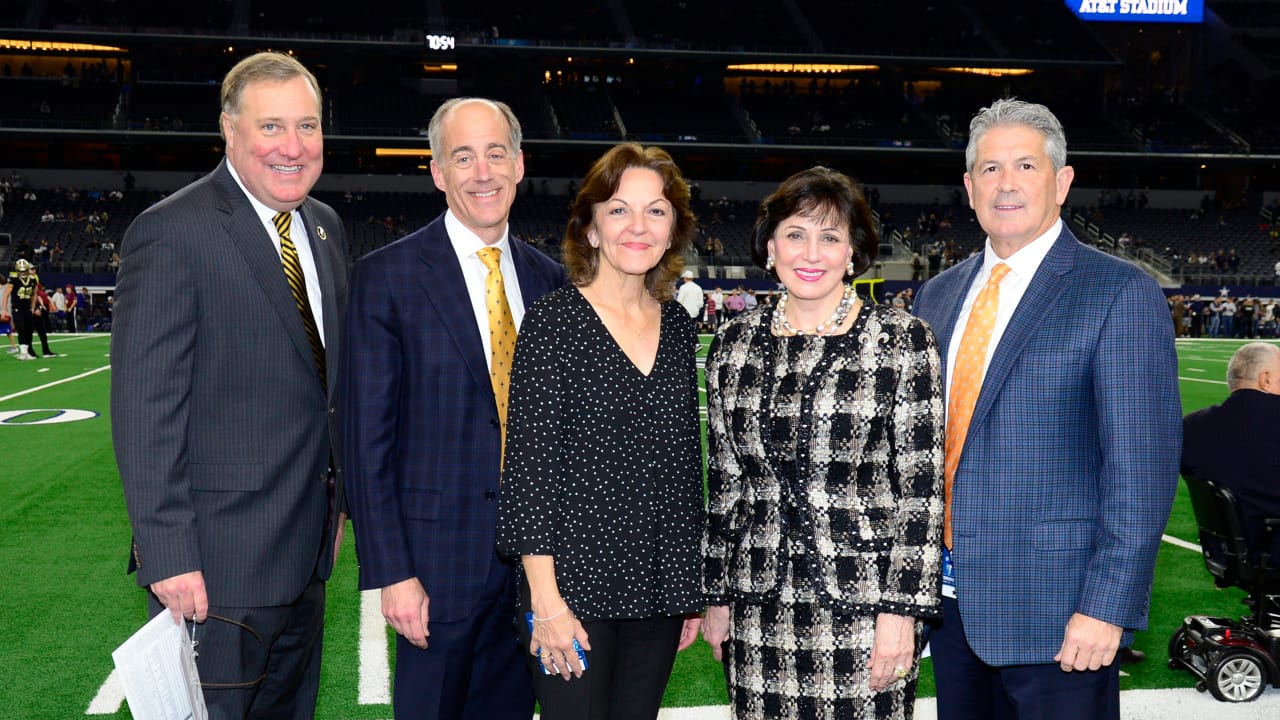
[{"left": 111, "top": 52, "right": 348, "bottom": 719}]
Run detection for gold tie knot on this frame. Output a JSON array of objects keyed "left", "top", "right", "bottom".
[
  {"left": 273, "top": 211, "right": 292, "bottom": 239},
  {"left": 988, "top": 262, "right": 1011, "bottom": 284},
  {"left": 478, "top": 246, "right": 502, "bottom": 271}
]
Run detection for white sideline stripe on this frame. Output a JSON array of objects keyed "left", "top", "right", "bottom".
[
  {"left": 1179, "top": 376, "right": 1227, "bottom": 385},
  {"left": 531, "top": 690, "right": 1280, "bottom": 720},
  {"left": 84, "top": 668, "right": 124, "bottom": 714},
  {"left": 1163, "top": 533, "right": 1202, "bottom": 553},
  {"left": 359, "top": 589, "right": 391, "bottom": 705},
  {"left": 0, "top": 364, "right": 110, "bottom": 403}
]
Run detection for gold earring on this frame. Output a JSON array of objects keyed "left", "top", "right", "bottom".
[{"left": 766, "top": 256, "right": 775, "bottom": 270}]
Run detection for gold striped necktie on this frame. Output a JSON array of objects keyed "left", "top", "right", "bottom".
[
  {"left": 943, "top": 262, "right": 1010, "bottom": 549},
  {"left": 272, "top": 211, "right": 326, "bottom": 390},
  {"left": 477, "top": 246, "right": 516, "bottom": 457}
]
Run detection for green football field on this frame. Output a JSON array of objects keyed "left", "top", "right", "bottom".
[{"left": 0, "top": 334, "right": 1270, "bottom": 718}]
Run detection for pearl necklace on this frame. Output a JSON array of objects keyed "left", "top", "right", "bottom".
[{"left": 772, "top": 284, "right": 857, "bottom": 337}]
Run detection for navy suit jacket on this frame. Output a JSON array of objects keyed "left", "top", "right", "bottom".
[
  {"left": 1182, "top": 389, "right": 1280, "bottom": 567},
  {"left": 112, "top": 160, "right": 349, "bottom": 608},
  {"left": 913, "top": 225, "right": 1181, "bottom": 665},
  {"left": 340, "top": 214, "right": 565, "bottom": 622}
]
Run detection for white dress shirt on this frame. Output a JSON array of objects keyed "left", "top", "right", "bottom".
[
  {"left": 944, "top": 218, "right": 1062, "bottom": 390},
  {"left": 226, "top": 162, "right": 326, "bottom": 346},
  {"left": 445, "top": 210, "right": 528, "bottom": 372}
]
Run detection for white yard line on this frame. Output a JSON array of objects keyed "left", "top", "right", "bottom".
[
  {"left": 1179, "top": 376, "right": 1227, "bottom": 385},
  {"left": 83, "top": 668, "right": 124, "bottom": 714},
  {"left": 0, "top": 364, "right": 110, "bottom": 403},
  {"left": 359, "top": 589, "right": 391, "bottom": 705}
]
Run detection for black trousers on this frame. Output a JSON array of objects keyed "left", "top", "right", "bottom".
[
  {"left": 13, "top": 306, "right": 32, "bottom": 348},
  {"left": 33, "top": 310, "right": 51, "bottom": 353},
  {"left": 525, "top": 614, "right": 684, "bottom": 720},
  {"left": 147, "top": 575, "right": 326, "bottom": 720}
]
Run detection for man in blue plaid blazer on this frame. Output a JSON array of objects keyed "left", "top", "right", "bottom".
[
  {"left": 339, "top": 98, "right": 564, "bottom": 719},
  {"left": 913, "top": 99, "right": 1180, "bottom": 720}
]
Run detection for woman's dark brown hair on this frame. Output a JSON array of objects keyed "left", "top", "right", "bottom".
[
  {"left": 749, "top": 166, "right": 879, "bottom": 279},
  {"left": 562, "top": 143, "right": 696, "bottom": 302}
]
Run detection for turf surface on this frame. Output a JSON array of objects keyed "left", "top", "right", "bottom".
[{"left": 0, "top": 334, "right": 1265, "bottom": 717}]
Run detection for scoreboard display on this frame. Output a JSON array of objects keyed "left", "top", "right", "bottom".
[{"left": 1068, "top": 0, "right": 1204, "bottom": 23}]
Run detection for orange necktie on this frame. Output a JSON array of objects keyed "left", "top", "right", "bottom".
[
  {"left": 943, "top": 262, "right": 1010, "bottom": 549},
  {"left": 477, "top": 247, "right": 516, "bottom": 458}
]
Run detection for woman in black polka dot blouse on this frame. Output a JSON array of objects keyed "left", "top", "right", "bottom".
[{"left": 496, "top": 142, "right": 705, "bottom": 720}]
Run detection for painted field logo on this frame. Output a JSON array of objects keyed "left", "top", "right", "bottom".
[{"left": 0, "top": 409, "right": 99, "bottom": 425}]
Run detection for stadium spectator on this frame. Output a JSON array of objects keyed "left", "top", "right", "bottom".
[
  {"left": 340, "top": 97, "right": 564, "bottom": 720},
  {"left": 676, "top": 269, "right": 704, "bottom": 321},
  {"left": 724, "top": 287, "right": 746, "bottom": 318},
  {"left": 913, "top": 99, "right": 1179, "bottom": 720},
  {"left": 50, "top": 286, "right": 66, "bottom": 331},
  {"left": 703, "top": 165, "right": 939, "bottom": 720},
  {"left": 31, "top": 283, "right": 54, "bottom": 354},
  {"left": 33, "top": 239, "right": 50, "bottom": 272},
  {"left": 63, "top": 283, "right": 78, "bottom": 332},
  {"left": 111, "top": 51, "right": 348, "bottom": 719},
  {"left": 1182, "top": 342, "right": 1280, "bottom": 570},
  {"left": 497, "top": 142, "right": 704, "bottom": 719}
]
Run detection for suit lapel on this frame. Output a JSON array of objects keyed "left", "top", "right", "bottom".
[
  {"left": 931, "top": 256, "right": 985, "bottom": 356},
  {"left": 968, "top": 228, "right": 1076, "bottom": 433},
  {"left": 213, "top": 162, "right": 318, "bottom": 377},
  {"left": 298, "top": 200, "right": 341, "bottom": 392},
  {"left": 414, "top": 219, "right": 494, "bottom": 399}
]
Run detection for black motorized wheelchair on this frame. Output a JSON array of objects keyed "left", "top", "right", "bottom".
[{"left": 1167, "top": 472, "right": 1280, "bottom": 702}]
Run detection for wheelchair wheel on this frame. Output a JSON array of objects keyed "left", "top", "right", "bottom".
[
  {"left": 1208, "top": 651, "right": 1268, "bottom": 702},
  {"left": 1168, "top": 627, "right": 1190, "bottom": 668}
]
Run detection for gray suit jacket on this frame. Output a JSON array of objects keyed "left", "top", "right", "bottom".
[{"left": 111, "top": 159, "right": 349, "bottom": 607}]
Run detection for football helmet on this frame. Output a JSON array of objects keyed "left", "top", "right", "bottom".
[{"left": 13, "top": 259, "right": 33, "bottom": 273}]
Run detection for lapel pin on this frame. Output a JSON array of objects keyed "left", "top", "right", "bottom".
[{"left": 316, "top": 225, "right": 327, "bottom": 241}]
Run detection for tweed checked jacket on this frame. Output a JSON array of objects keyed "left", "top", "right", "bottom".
[{"left": 703, "top": 303, "right": 945, "bottom": 619}]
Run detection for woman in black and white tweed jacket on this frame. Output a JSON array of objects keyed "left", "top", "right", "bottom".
[{"left": 702, "top": 167, "right": 945, "bottom": 720}]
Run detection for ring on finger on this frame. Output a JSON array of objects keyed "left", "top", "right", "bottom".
[{"left": 893, "top": 666, "right": 909, "bottom": 679}]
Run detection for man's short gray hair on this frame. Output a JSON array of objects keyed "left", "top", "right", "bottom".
[
  {"left": 965, "top": 98, "right": 1068, "bottom": 174},
  {"left": 1227, "top": 342, "right": 1280, "bottom": 391},
  {"left": 427, "top": 97, "right": 522, "bottom": 157}
]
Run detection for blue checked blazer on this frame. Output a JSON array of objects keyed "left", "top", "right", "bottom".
[
  {"left": 913, "top": 225, "right": 1181, "bottom": 666},
  {"left": 339, "top": 214, "right": 565, "bottom": 623}
]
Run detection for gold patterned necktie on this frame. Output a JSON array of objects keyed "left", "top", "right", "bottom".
[
  {"left": 477, "top": 247, "right": 516, "bottom": 457},
  {"left": 943, "top": 262, "right": 1010, "bottom": 549},
  {"left": 272, "top": 211, "right": 326, "bottom": 391}
]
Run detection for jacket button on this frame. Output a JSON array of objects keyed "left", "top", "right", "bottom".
[
  {"left": 485, "top": 491, "right": 497, "bottom": 500},
  {"left": 490, "top": 418, "right": 500, "bottom": 428}
]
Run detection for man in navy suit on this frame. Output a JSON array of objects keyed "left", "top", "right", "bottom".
[
  {"left": 1183, "top": 341, "right": 1280, "bottom": 569},
  {"left": 340, "top": 97, "right": 564, "bottom": 719},
  {"left": 913, "top": 98, "right": 1180, "bottom": 720}
]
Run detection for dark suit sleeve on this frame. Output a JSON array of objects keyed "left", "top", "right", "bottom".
[
  {"left": 110, "top": 208, "right": 201, "bottom": 587},
  {"left": 339, "top": 256, "right": 414, "bottom": 590},
  {"left": 1078, "top": 272, "right": 1181, "bottom": 630}
]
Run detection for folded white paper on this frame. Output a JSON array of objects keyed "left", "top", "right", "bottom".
[{"left": 111, "top": 611, "right": 208, "bottom": 720}]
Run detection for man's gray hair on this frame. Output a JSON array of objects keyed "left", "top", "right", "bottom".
[
  {"left": 965, "top": 98, "right": 1068, "bottom": 174},
  {"left": 1227, "top": 342, "right": 1280, "bottom": 391},
  {"left": 427, "top": 97, "right": 522, "bottom": 157}
]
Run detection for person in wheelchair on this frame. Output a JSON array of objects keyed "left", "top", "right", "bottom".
[{"left": 1183, "top": 341, "right": 1280, "bottom": 576}]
